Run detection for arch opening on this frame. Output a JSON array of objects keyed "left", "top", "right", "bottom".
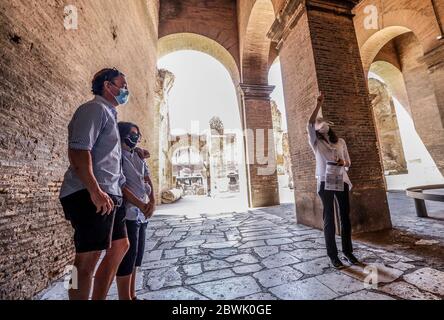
[
  {"left": 158, "top": 33, "right": 240, "bottom": 85},
  {"left": 366, "top": 31, "right": 444, "bottom": 191},
  {"left": 155, "top": 42, "right": 249, "bottom": 215},
  {"left": 361, "top": 26, "right": 411, "bottom": 73},
  {"left": 268, "top": 58, "right": 295, "bottom": 204},
  {"left": 241, "top": 0, "right": 275, "bottom": 84}
]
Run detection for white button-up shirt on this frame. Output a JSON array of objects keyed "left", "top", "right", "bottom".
[
  {"left": 122, "top": 149, "right": 152, "bottom": 223},
  {"left": 60, "top": 96, "right": 125, "bottom": 198},
  {"left": 307, "top": 123, "right": 352, "bottom": 191}
]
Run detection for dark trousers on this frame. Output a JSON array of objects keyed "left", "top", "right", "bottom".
[{"left": 318, "top": 182, "right": 353, "bottom": 259}]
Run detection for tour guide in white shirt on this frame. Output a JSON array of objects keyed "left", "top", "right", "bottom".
[
  {"left": 60, "top": 68, "right": 141, "bottom": 300},
  {"left": 307, "top": 92, "right": 360, "bottom": 269}
]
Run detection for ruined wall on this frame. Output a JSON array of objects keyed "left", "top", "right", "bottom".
[
  {"left": 155, "top": 69, "right": 175, "bottom": 199},
  {"left": 271, "top": 101, "right": 284, "bottom": 174},
  {"left": 353, "top": 0, "right": 442, "bottom": 72},
  {"left": 369, "top": 78, "right": 408, "bottom": 176},
  {"left": 395, "top": 32, "right": 444, "bottom": 173},
  {"left": 0, "top": 0, "right": 159, "bottom": 299},
  {"left": 369, "top": 60, "right": 411, "bottom": 116},
  {"left": 354, "top": 0, "right": 444, "bottom": 160}
]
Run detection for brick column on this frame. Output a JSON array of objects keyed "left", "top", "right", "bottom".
[
  {"left": 270, "top": 0, "right": 392, "bottom": 232},
  {"left": 423, "top": 43, "right": 444, "bottom": 174},
  {"left": 421, "top": 43, "right": 444, "bottom": 123},
  {"left": 399, "top": 35, "right": 444, "bottom": 174},
  {"left": 239, "top": 84, "right": 280, "bottom": 208}
]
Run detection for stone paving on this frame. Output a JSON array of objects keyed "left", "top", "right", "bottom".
[{"left": 39, "top": 193, "right": 444, "bottom": 300}]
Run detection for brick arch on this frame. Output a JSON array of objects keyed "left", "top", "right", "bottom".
[
  {"left": 360, "top": 26, "right": 412, "bottom": 74},
  {"left": 158, "top": 0, "right": 240, "bottom": 70},
  {"left": 158, "top": 33, "right": 241, "bottom": 85},
  {"left": 241, "top": 0, "right": 275, "bottom": 84},
  {"left": 355, "top": 3, "right": 441, "bottom": 73},
  {"left": 367, "top": 31, "right": 444, "bottom": 174},
  {"left": 167, "top": 135, "right": 209, "bottom": 166}
]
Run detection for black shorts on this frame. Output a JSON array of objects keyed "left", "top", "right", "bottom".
[
  {"left": 60, "top": 189, "right": 127, "bottom": 253},
  {"left": 117, "top": 221, "right": 148, "bottom": 277}
]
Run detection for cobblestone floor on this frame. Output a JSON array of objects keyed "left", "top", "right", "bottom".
[{"left": 39, "top": 192, "right": 444, "bottom": 300}]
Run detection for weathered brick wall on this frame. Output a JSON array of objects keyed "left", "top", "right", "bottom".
[
  {"left": 237, "top": 0, "right": 280, "bottom": 207},
  {"left": 369, "top": 78, "right": 408, "bottom": 176},
  {"left": 373, "top": 41, "right": 401, "bottom": 71},
  {"left": 159, "top": 0, "right": 239, "bottom": 68},
  {"left": 370, "top": 42, "right": 411, "bottom": 114},
  {"left": 242, "top": 96, "right": 280, "bottom": 208},
  {"left": 155, "top": 69, "right": 176, "bottom": 203},
  {"left": 279, "top": 12, "right": 322, "bottom": 228},
  {"left": 353, "top": 0, "right": 444, "bottom": 174},
  {"left": 353, "top": 0, "right": 442, "bottom": 72},
  {"left": 396, "top": 33, "right": 444, "bottom": 173},
  {"left": 280, "top": 3, "right": 392, "bottom": 232},
  {"left": 0, "top": 0, "right": 159, "bottom": 299}
]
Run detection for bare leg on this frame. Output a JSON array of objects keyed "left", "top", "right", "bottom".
[
  {"left": 131, "top": 269, "right": 137, "bottom": 299},
  {"left": 69, "top": 251, "right": 101, "bottom": 300},
  {"left": 116, "top": 274, "right": 132, "bottom": 300},
  {"left": 92, "top": 238, "right": 129, "bottom": 300}
]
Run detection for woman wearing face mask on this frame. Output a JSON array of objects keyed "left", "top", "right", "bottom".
[
  {"left": 116, "top": 122, "right": 155, "bottom": 300},
  {"left": 307, "top": 92, "right": 359, "bottom": 269}
]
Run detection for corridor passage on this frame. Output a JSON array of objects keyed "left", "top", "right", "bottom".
[{"left": 39, "top": 193, "right": 444, "bottom": 300}]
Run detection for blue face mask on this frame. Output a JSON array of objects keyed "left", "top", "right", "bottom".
[
  {"left": 114, "top": 88, "right": 130, "bottom": 105},
  {"left": 110, "top": 82, "right": 130, "bottom": 105}
]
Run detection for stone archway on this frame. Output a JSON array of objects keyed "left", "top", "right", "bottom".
[
  {"left": 354, "top": 2, "right": 444, "bottom": 172},
  {"left": 362, "top": 28, "right": 444, "bottom": 174},
  {"left": 156, "top": 33, "right": 250, "bottom": 206},
  {"left": 370, "top": 61, "right": 411, "bottom": 115},
  {"left": 158, "top": 33, "right": 240, "bottom": 85},
  {"left": 241, "top": 0, "right": 275, "bottom": 84},
  {"left": 360, "top": 26, "right": 411, "bottom": 75},
  {"left": 353, "top": 0, "right": 443, "bottom": 74},
  {"left": 237, "top": 0, "right": 281, "bottom": 207}
]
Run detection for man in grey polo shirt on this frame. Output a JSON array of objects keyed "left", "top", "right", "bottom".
[{"left": 60, "top": 68, "right": 134, "bottom": 300}]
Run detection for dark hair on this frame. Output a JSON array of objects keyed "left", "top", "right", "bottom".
[
  {"left": 118, "top": 122, "right": 140, "bottom": 140},
  {"left": 92, "top": 68, "right": 125, "bottom": 95},
  {"left": 317, "top": 128, "right": 339, "bottom": 144}
]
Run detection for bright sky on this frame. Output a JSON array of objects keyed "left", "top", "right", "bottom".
[
  {"left": 269, "top": 60, "right": 288, "bottom": 131},
  {"left": 157, "top": 50, "right": 289, "bottom": 133},
  {"left": 158, "top": 50, "right": 241, "bottom": 134}
]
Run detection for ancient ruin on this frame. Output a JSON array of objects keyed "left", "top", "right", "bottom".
[{"left": 1, "top": 0, "right": 443, "bottom": 300}]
